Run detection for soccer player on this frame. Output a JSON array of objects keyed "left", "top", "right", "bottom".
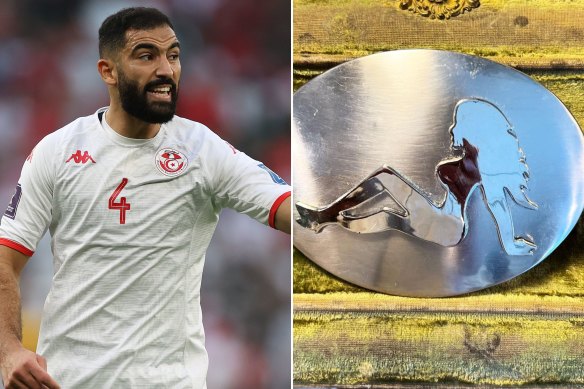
[{"left": 0, "top": 7, "right": 290, "bottom": 389}]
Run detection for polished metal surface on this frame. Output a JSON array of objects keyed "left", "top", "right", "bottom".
[{"left": 293, "top": 50, "right": 584, "bottom": 297}]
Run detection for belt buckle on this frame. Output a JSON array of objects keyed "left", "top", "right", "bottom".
[{"left": 293, "top": 49, "right": 584, "bottom": 297}]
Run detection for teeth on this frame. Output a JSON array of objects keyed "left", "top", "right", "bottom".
[{"left": 151, "top": 86, "right": 171, "bottom": 93}]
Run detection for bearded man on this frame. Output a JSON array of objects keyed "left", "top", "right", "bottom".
[{"left": 0, "top": 7, "right": 290, "bottom": 388}]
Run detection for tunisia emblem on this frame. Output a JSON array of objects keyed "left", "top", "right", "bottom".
[{"left": 155, "top": 148, "right": 188, "bottom": 177}]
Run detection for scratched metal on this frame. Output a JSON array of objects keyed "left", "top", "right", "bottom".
[{"left": 293, "top": 50, "right": 584, "bottom": 297}]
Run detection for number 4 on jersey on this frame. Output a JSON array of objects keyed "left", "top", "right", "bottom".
[{"left": 109, "top": 178, "right": 131, "bottom": 224}]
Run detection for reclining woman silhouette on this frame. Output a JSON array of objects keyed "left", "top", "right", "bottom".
[{"left": 296, "top": 98, "right": 539, "bottom": 256}]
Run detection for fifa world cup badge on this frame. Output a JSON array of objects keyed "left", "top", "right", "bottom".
[
  {"left": 293, "top": 50, "right": 584, "bottom": 297},
  {"left": 4, "top": 184, "right": 22, "bottom": 220}
]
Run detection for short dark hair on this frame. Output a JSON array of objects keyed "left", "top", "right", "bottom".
[{"left": 98, "top": 7, "right": 174, "bottom": 58}]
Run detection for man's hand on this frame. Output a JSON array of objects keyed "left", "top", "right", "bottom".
[
  {"left": 0, "top": 246, "right": 59, "bottom": 388},
  {"left": 1, "top": 346, "right": 60, "bottom": 389}
]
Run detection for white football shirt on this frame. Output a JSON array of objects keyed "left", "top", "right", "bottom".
[{"left": 0, "top": 107, "right": 291, "bottom": 388}]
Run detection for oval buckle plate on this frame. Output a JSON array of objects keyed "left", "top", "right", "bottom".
[{"left": 293, "top": 50, "right": 584, "bottom": 297}]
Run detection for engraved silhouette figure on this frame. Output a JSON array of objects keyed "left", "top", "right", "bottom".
[{"left": 296, "top": 98, "right": 538, "bottom": 256}]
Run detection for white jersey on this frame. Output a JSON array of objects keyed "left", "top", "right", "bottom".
[{"left": 0, "top": 108, "right": 290, "bottom": 388}]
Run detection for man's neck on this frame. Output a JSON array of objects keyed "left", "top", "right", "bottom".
[{"left": 105, "top": 105, "right": 161, "bottom": 139}]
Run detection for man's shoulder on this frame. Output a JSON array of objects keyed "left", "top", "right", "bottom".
[
  {"left": 167, "top": 115, "right": 224, "bottom": 145},
  {"left": 59, "top": 111, "right": 99, "bottom": 134},
  {"left": 167, "top": 115, "right": 211, "bottom": 134},
  {"left": 43, "top": 111, "right": 100, "bottom": 143},
  {"left": 33, "top": 112, "right": 98, "bottom": 155}
]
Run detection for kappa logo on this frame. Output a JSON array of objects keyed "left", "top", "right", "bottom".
[
  {"left": 66, "top": 150, "right": 96, "bottom": 164},
  {"left": 156, "top": 148, "right": 188, "bottom": 177}
]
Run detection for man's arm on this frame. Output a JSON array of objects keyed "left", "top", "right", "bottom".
[
  {"left": 274, "top": 196, "right": 291, "bottom": 234},
  {"left": 0, "top": 245, "right": 59, "bottom": 389}
]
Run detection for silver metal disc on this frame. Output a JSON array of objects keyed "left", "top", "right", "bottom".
[{"left": 293, "top": 49, "right": 584, "bottom": 297}]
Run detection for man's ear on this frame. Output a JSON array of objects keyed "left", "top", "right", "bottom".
[{"left": 97, "top": 58, "right": 117, "bottom": 86}]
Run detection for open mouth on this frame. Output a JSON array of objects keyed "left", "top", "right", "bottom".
[{"left": 147, "top": 85, "right": 173, "bottom": 101}]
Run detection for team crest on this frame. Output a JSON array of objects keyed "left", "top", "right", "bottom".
[{"left": 156, "top": 148, "right": 188, "bottom": 177}]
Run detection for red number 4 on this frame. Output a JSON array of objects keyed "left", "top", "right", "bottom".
[{"left": 109, "top": 178, "right": 131, "bottom": 224}]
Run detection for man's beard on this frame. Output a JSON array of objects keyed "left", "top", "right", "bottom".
[{"left": 117, "top": 70, "right": 179, "bottom": 124}]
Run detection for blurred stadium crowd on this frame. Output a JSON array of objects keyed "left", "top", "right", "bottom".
[{"left": 0, "top": 0, "right": 291, "bottom": 388}]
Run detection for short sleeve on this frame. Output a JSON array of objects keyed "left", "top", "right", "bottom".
[
  {"left": 0, "top": 135, "right": 56, "bottom": 256},
  {"left": 208, "top": 138, "right": 291, "bottom": 228}
]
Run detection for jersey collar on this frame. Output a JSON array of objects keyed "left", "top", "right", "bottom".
[{"left": 95, "top": 107, "right": 167, "bottom": 148}]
